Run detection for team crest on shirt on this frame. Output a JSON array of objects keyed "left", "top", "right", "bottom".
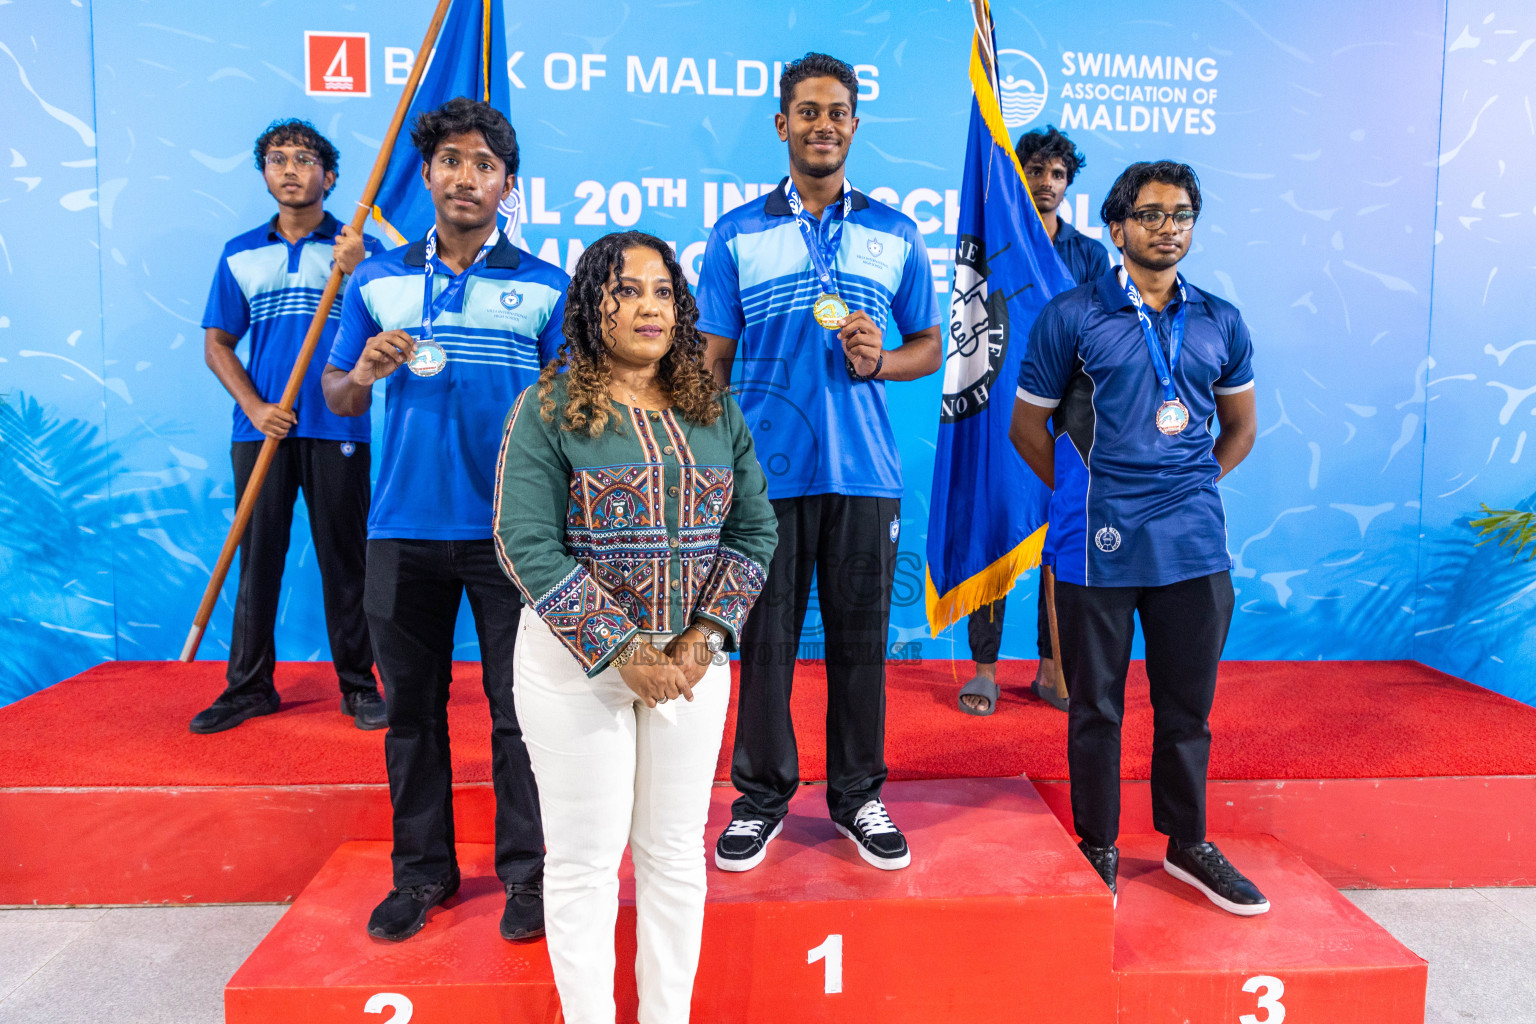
[
  {"left": 500, "top": 289, "right": 523, "bottom": 310},
  {"left": 890, "top": 515, "right": 901, "bottom": 543},
  {"left": 1095, "top": 525, "right": 1122, "bottom": 553},
  {"left": 866, "top": 238, "right": 884, "bottom": 258},
  {"left": 940, "top": 233, "right": 1017, "bottom": 422}
]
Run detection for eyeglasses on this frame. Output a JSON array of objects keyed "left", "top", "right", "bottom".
[
  {"left": 1129, "top": 208, "right": 1197, "bottom": 231},
  {"left": 264, "top": 152, "right": 319, "bottom": 169}
]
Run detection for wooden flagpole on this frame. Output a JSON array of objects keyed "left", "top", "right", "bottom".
[{"left": 179, "top": 0, "right": 456, "bottom": 662}]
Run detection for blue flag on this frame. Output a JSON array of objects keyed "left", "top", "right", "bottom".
[
  {"left": 370, "top": 0, "right": 515, "bottom": 246},
  {"left": 925, "top": 21, "right": 1077, "bottom": 636}
]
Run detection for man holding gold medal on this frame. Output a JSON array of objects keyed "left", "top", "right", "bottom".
[
  {"left": 1011, "top": 161, "right": 1267, "bottom": 916},
  {"left": 697, "top": 53, "right": 943, "bottom": 873},
  {"left": 322, "top": 98, "right": 566, "bottom": 943}
]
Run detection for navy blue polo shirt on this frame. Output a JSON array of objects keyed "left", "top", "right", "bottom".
[
  {"left": 1052, "top": 218, "right": 1112, "bottom": 287},
  {"left": 329, "top": 230, "right": 568, "bottom": 540},
  {"left": 1017, "top": 267, "right": 1256, "bottom": 588},
  {"left": 203, "top": 212, "right": 388, "bottom": 443},
  {"left": 695, "top": 178, "right": 941, "bottom": 499}
]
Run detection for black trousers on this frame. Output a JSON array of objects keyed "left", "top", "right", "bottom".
[
  {"left": 364, "top": 538, "right": 544, "bottom": 888},
  {"left": 1055, "top": 571, "right": 1234, "bottom": 848},
  {"left": 226, "top": 439, "right": 373, "bottom": 700},
  {"left": 966, "top": 573, "right": 1053, "bottom": 664},
  {"left": 732, "top": 494, "right": 899, "bottom": 822}
]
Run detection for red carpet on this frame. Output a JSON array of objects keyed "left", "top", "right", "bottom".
[{"left": 1, "top": 659, "right": 1533, "bottom": 789}]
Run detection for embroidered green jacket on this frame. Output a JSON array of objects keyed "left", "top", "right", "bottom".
[{"left": 494, "top": 377, "right": 777, "bottom": 677}]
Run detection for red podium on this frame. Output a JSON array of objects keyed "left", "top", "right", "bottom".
[{"left": 226, "top": 778, "right": 1424, "bottom": 1023}]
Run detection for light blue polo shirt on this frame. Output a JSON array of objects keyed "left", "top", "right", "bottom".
[
  {"left": 1018, "top": 267, "right": 1256, "bottom": 588},
  {"left": 695, "top": 178, "right": 941, "bottom": 499},
  {"left": 203, "top": 212, "right": 387, "bottom": 443},
  {"left": 329, "top": 231, "right": 568, "bottom": 540}
]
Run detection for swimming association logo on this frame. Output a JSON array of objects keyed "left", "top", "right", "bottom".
[
  {"left": 500, "top": 289, "right": 523, "bottom": 311},
  {"left": 996, "top": 49, "right": 1048, "bottom": 129},
  {"left": 940, "top": 233, "right": 1012, "bottom": 422},
  {"left": 1095, "top": 525, "right": 1122, "bottom": 553},
  {"left": 304, "top": 32, "right": 370, "bottom": 98}
]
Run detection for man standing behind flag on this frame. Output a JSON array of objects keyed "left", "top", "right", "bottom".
[
  {"left": 191, "top": 118, "right": 386, "bottom": 735},
  {"left": 322, "top": 98, "right": 565, "bottom": 942},
  {"left": 1012, "top": 161, "right": 1266, "bottom": 915},
  {"left": 959, "top": 125, "right": 1109, "bottom": 716},
  {"left": 697, "top": 52, "right": 943, "bottom": 873},
  {"left": 925, "top": 13, "right": 1076, "bottom": 721}
]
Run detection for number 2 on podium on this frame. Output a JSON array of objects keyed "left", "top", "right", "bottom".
[
  {"left": 807, "top": 934, "right": 843, "bottom": 994},
  {"left": 364, "top": 992, "right": 413, "bottom": 1023}
]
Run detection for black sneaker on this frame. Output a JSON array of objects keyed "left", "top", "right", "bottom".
[
  {"left": 713, "top": 817, "right": 784, "bottom": 872},
  {"left": 188, "top": 691, "right": 280, "bottom": 734},
  {"left": 500, "top": 882, "right": 544, "bottom": 942},
  {"left": 833, "top": 799, "right": 911, "bottom": 870},
  {"left": 366, "top": 873, "right": 460, "bottom": 941},
  {"left": 341, "top": 690, "right": 388, "bottom": 731},
  {"left": 1163, "top": 839, "right": 1271, "bottom": 916},
  {"left": 1077, "top": 840, "right": 1119, "bottom": 907}
]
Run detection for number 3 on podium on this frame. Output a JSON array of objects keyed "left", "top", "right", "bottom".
[
  {"left": 1239, "top": 975, "right": 1285, "bottom": 1024},
  {"left": 807, "top": 934, "right": 844, "bottom": 994}
]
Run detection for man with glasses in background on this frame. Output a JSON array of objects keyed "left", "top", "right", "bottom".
[
  {"left": 193, "top": 119, "right": 386, "bottom": 734},
  {"left": 1010, "top": 161, "right": 1267, "bottom": 916}
]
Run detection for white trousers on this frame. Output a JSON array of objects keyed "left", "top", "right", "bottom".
[{"left": 513, "top": 608, "right": 731, "bottom": 1024}]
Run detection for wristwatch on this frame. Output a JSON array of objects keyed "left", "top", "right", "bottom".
[{"left": 694, "top": 623, "right": 726, "bottom": 655}]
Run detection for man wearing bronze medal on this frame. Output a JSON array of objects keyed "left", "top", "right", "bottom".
[
  {"left": 696, "top": 53, "right": 943, "bottom": 872},
  {"left": 322, "top": 98, "right": 568, "bottom": 943},
  {"left": 1012, "top": 162, "right": 1266, "bottom": 916}
]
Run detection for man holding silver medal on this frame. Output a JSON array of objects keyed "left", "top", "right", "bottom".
[
  {"left": 1012, "top": 161, "right": 1266, "bottom": 916},
  {"left": 322, "top": 97, "right": 567, "bottom": 943},
  {"left": 696, "top": 53, "right": 943, "bottom": 873}
]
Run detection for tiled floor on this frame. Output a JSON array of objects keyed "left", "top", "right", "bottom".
[{"left": 0, "top": 891, "right": 1531, "bottom": 1023}]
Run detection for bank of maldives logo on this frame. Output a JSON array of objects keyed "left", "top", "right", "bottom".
[
  {"left": 997, "top": 49, "right": 1048, "bottom": 129},
  {"left": 305, "top": 32, "right": 370, "bottom": 98}
]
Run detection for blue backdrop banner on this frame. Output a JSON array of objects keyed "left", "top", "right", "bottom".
[{"left": 2, "top": 0, "right": 1533, "bottom": 708}]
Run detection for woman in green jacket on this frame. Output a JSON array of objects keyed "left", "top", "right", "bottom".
[{"left": 493, "top": 230, "right": 777, "bottom": 1024}]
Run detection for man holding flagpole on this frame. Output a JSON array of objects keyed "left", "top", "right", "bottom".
[
  {"left": 958, "top": 124, "right": 1110, "bottom": 717},
  {"left": 323, "top": 97, "right": 566, "bottom": 943},
  {"left": 698, "top": 52, "right": 943, "bottom": 873},
  {"left": 925, "top": 9, "right": 1076, "bottom": 729},
  {"left": 191, "top": 119, "right": 387, "bottom": 735}
]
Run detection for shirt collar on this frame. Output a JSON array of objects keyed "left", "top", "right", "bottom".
[
  {"left": 403, "top": 227, "right": 521, "bottom": 270},
  {"left": 1100, "top": 265, "right": 1206, "bottom": 311},
  {"left": 763, "top": 176, "right": 871, "bottom": 217},
  {"left": 1053, "top": 217, "right": 1081, "bottom": 246},
  {"left": 265, "top": 210, "right": 341, "bottom": 244}
]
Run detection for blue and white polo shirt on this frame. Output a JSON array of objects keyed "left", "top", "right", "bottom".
[
  {"left": 329, "top": 231, "right": 568, "bottom": 541},
  {"left": 1017, "top": 267, "right": 1256, "bottom": 588},
  {"left": 203, "top": 212, "right": 387, "bottom": 443},
  {"left": 695, "top": 178, "right": 941, "bottom": 500}
]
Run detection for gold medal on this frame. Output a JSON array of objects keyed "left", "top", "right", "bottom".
[
  {"left": 1155, "top": 398, "right": 1190, "bottom": 435},
  {"left": 813, "top": 293, "right": 849, "bottom": 330}
]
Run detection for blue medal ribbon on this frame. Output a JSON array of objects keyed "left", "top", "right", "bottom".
[
  {"left": 785, "top": 178, "right": 853, "bottom": 300},
  {"left": 1121, "top": 269, "right": 1187, "bottom": 407},
  {"left": 421, "top": 226, "right": 499, "bottom": 344}
]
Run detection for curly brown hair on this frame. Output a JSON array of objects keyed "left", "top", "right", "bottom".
[{"left": 539, "top": 231, "right": 723, "bottom": 436}]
